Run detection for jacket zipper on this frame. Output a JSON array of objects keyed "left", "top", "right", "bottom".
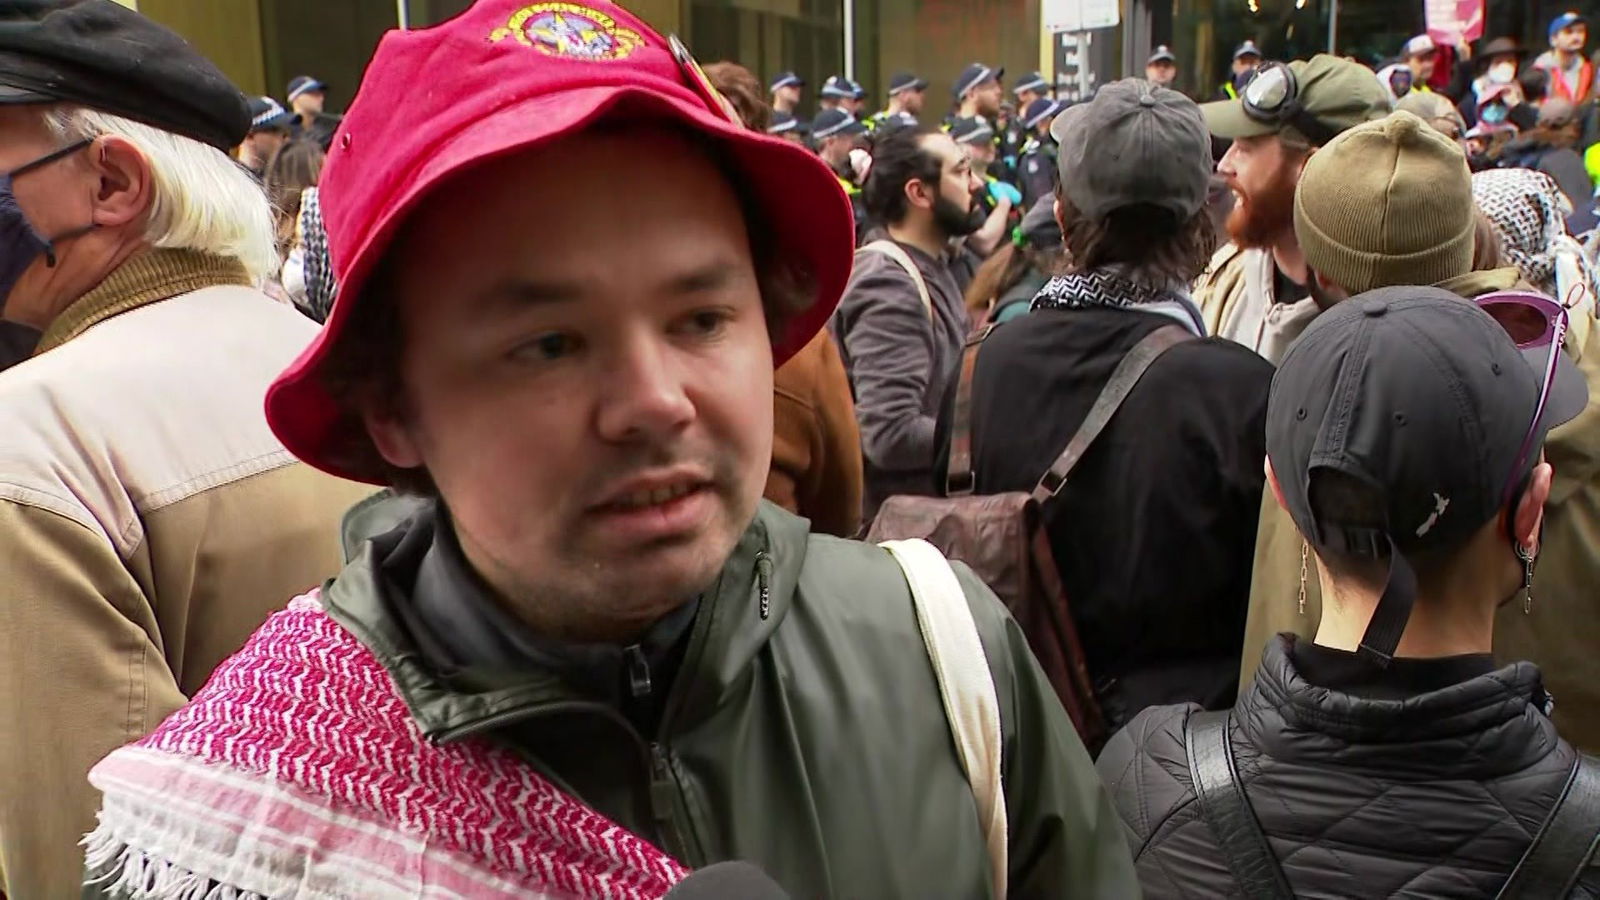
[
  {"left": 436, "top": 695, "right": 692, "bottom": 856},
  {"left": 756, "top": 550, "right": 773, "bottom": 620}
]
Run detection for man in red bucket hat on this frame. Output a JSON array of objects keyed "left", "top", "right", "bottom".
[{"left": 82, "top": 2, "right": 1135, "bottom": 896}]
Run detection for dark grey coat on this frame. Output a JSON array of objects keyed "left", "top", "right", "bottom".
[
  {"left": 831, "top": 241, "right": 970, "bottom": 520},
  {"left": 1097, "top": 635, "right": 1600, "bottom": 899}
]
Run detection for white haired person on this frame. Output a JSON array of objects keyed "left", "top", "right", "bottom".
[{"left": 0, "top": 3, "right": 374, "bottom": 896}]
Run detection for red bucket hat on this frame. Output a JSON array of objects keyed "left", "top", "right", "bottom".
[{"left": 265, "top": 0, "right": 855, "bottom": 484}]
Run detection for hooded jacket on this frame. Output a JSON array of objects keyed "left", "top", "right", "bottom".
[
  {"left": 1098, "top": 636, "right": 1600, "bottom": 898},
  {"left": 237, "top": 495, "right": 1138, "bottom": 898},
  {"left": 1238, "top": 266, "right": 1600, "bottom": 752}
]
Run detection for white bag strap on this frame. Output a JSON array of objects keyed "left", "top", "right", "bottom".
[
  {"left": 859, "top": 239, "right": 934, "bottom": 321},
  {"left": 880, "top": 538, "right": 1008, "bottom": 900}
]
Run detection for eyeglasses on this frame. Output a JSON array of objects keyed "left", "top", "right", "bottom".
[
  {"left": 1475, "top": 290, "right": 1572, "bottom": 504},
  {"left": 1240, "top": 62, "right": 1339, "bottom": 145}
]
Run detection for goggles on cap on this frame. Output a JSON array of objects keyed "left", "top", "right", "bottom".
[{"left": 1241, "top": 62, "right": 1340, "bottom": 145}]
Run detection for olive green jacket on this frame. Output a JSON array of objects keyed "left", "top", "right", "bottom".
[
  {"left": 324, "top": 496, "right": 1137, "bottom": 898},
  {"left": 1239, "top": 267, "right": 1600, "bottom": 751}
]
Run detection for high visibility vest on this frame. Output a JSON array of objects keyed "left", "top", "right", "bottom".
[
  {"left": 836, "top": 173, "right": 861, "bottom": 196},
  {"left": 1222, "top": 81, "right": 1238, "bottom": 100}
]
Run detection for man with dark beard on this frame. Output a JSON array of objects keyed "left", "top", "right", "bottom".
[
  {"left": 832, "top": 125, "right": 985, "bottom": 520},
  {"left": 1194, "top": 55, "right": 1390, "bottom": 362}
]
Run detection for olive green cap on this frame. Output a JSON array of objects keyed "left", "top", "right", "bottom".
[{"left": 1200, "top": 54, "right": 1392, "bottom": 144}]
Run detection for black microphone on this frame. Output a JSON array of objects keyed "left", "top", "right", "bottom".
[{"left": 663, "top": 861, "right": 791, "bottom": 899}]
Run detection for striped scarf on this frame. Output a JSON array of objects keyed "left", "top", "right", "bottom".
[{"left": 84, "top": 593, "right": 687, "bottom": 899}]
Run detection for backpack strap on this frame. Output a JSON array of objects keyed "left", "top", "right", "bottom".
[
  {"left": 945, "top": 325, "right": 998, "bottom": 496},
  {"left": 879, "top": 538, "right": 1009, "bottom": 900},
  {"left": 858, "top": 240, "right": 934, "bottom": 321},
  {"left": 1030, "top": 324, "right": 1193, "bottom": 502},
  {"left": 1497, "top": 754, "right": 1600, "bottom": 899},
  {"left": 1184, "top": 710, "right": 1294, "bottom": 900}
]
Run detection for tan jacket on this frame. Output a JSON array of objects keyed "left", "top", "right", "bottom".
[
  {"left": 1238, "top": 266, "right": 1600, "bottom": 752},
  {"left": 764, "top": 330, "right": 864, "bottom": 538},
  {"left": 0, "top": 250, "right": 374, "bottom": 898},
  {"left": 1195, "top": 243, "right": 1320, "bottom": 363}
]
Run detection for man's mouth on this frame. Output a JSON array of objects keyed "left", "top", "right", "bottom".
[{"left": 609, "top": 482, "right": 700, "bottom": 510}]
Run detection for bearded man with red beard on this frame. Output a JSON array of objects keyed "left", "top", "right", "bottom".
[{"left": 1194, "top": 56, "right": 1390, "bottom": 362}]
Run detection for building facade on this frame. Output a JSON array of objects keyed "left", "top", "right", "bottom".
[{"left": 127, "top": 0, "right": 1600, "bottom": 120}]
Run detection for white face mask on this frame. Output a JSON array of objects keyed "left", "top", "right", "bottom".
[{"left": 1489, "top": 61, "right": 1517, "bottom": 84}]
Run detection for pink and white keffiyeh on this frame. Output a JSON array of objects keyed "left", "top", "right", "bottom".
[{"left": 84, "top": 593, "right": 688, "bottom": 899}]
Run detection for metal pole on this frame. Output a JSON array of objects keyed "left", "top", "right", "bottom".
[
  {"left": 396, "top": 0, "right": 410, "bottom": 30},
  {"left": 1328, "top": 0, "right": 1339, "bottom": 55},
  {"left": 843, "top": 0, "right": 856, "bottom": 81}
]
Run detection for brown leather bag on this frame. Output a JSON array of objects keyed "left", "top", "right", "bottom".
[{"left": 866, "top": 322, "right": 1194, "bottom": 754}]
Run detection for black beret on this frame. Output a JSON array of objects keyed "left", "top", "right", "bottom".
[{"left": 0, "top": 0, "right": 249, "bottom": 151}]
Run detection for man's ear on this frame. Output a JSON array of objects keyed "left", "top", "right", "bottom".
[
  {"left": 905, "top": 176, "right": 934, "bottom": 212},
  {"left": 364, "top": 407, "right": 425, "bottom": 471},
  {"left": 86, "top": 135, "right": 153, "bottom": 230},
  {"left": 1512, "top": 459, "right": 1554, "bottom": 552}
]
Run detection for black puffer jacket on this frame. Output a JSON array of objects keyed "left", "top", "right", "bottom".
[{"left": 1097, "top": 635, "right": 1600, "bottom": 898}]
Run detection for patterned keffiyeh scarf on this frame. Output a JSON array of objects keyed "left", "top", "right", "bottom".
[
  {"left": 1029, "top": 267, "right": 1206, "bottom": 335},
  {"left": 1472, "top": 167, "right": 1600, "bottom": 309},
  {"left": 299, "top": 187, "right": 338, "bottom": 324},
  {"left": 84, "top": 593, "right": 687, "bottom": 900}
]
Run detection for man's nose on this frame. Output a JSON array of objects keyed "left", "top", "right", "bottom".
[{"left": 594, "top": 334, "right": 695, "bottom": 444}]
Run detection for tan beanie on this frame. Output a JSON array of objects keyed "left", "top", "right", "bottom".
[{"left": 1293, "top": 111, "right": 1475, "bottom": 295}]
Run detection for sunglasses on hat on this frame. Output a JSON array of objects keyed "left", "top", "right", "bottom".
[
  {"left": 1475, "top": 290, "right": 1572, "bottom": 505},
  {"left": 1241, "top": 62, "right": 1339, "bottom": 145}
]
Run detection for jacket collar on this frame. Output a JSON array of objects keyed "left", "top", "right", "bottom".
[
  {"left": 1433, "top": 266, "right": 1522, "bottom": 300},
  {"left": 323, "top": 494, "right": 812, "bottom": 742},
  {"left": 1240, "top": 635, "right": 1560, "bottom": 779},
  {"left": 37, "top": 248, "right": 250, "bottom": 354}
]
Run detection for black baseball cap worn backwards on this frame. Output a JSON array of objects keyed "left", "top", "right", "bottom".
[
  {"left": 0, "top": 0, "right": 249, "bottom": 151},
  {"left": 1267, "top": 286, "right": 1587, "bottom": 664}
]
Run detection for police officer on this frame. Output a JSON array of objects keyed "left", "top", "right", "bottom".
[
  {"left": 811, "top": 107, "right": 868, "bottom": 240},
  {"left": 767, "top": 110, "right": 806, "bottom": 145},
  {"left": 1145, "top": 46, "right": 1179, "bottom": 89},
  {"left": 1013, "top": 70, "right": 1052, "bottom": 109},
  {"left": 1215, "top": 40, "right": 1262, "bottom": 100},
  {"left": 818, "top": 75, "right": 865, "bottom": 117},
  {"left": 770, "top": 70, "right": 804, "bottom": 117},
  {"left": 865, "top": 71, "right": 927, "bottom": 131},
  {"left": 946, "top": 62, "right": 1004, "bottom": 130},
  {"left": 951, "top": 116, "right": 1019, "bottom": 211},
  {"left": 1016, "top": 97, "right": 1065, "bottom": 210}
]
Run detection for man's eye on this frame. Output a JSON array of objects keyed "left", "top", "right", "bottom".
[
  {"left": 682, "top": 309, "right": 733, "bottom": 337},
  {"left": 509, "top": 332, "right": 576, "bottom": 362}
]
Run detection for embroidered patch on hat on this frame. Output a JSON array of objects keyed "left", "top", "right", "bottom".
[{"left": 490, "top": 3, "right": 644, "bottom": 61}]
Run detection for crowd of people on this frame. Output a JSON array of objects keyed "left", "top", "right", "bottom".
[{"left": 1, "top": 0, "right": 1599, "bottom": 897}]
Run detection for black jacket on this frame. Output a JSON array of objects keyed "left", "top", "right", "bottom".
[
  {"left": 1097, "top": 635, "right": 1600, "bottom": 898},
  {"left": 941, "top": 304, "right": 1272, "bottom": 727}
]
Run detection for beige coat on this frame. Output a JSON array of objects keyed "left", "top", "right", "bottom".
[
  {"left": 1195, "top": 243, "right": 1321, "bottom": 363},
  {"left": 1238, "top": 267, "right": 1600, "bottom": 752},
  {"left": 0, "top": 250, "right": 374, "bottom": 897}
]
